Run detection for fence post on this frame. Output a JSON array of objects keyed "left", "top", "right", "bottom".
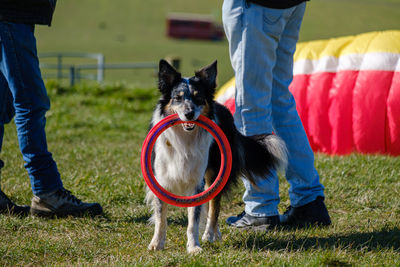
[
  {"left": 69, "top": 66, "right": 75, "bottom": 87},
  {"left": 97, "top": 54, "right": 105, "bottom": 83},
  {"left": 57, "top": 54, "right": 63, "bottom": 80}
]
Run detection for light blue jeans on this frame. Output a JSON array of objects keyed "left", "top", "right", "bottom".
[
  {"left": 0, "top": 22, "right": 63, "bottom": 195},
  {"left": 222, "top": 0, "right": 325, "bottom": 216}
]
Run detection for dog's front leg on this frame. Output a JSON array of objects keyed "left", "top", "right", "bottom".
[
  {"left": 187, "top": 205, "right": 202, "bottom": 254},
  {"left": 202, "top": 170, "right": 222, "bottom": 243},
  {"left": 148, "top": 197, "right": 168, "bottom": 250},
  {"left": 202, "top": 194, "right": 222, "bottom": 243}
]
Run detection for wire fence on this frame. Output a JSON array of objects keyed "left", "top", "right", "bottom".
[{"left": 39, "top": 52, "right": 158, "bottom": 86}]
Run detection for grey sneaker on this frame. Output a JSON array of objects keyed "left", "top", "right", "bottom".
[
  {"left": 226, "top": 211, "right": 280, "bottom": 228},
  {"left": 0, "top": 189, "right": 30, "bottom": 216},
  {"left": 30, "top": 188, "right": 103, "bottom": 218}
]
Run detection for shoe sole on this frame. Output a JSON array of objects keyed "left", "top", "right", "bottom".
[
  {"left": 0, "top": 207, "right": 30, "bottom": 217},
  {"left": 30, "top": 205, "right": 103, "bottom": 218}
]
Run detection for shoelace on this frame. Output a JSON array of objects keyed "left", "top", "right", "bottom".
[
  {"left": 236, "top": 211, "right": 246, "bottom": 219},
  {"left": 56, "top": 189, "right": 82, "bottom": 204}
]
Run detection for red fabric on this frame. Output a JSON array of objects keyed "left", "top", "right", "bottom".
[
  {"left": 329, "top": 71, "right": 358, "bottom": 154},
  {"left": 386, "top": 71, "right": 400, "bottom": 155},
  {"left": 224, "top": 98, "right": 236, "bottom": 114},
  {"left": 291, "top": 70, "right": 400, "bottom": 155},
  {"left": 353, "top": 71, "right": 392, "bottom": 154},
  {"left": 289, "top": 75, "right": 310, "bottom": 137},
  {"left": 305, "top": 72, "right": 334, "bottom": 153}
]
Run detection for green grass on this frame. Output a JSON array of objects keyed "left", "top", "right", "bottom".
[
  {"left": 34, "top": 0, "right": 400, "bottom": 87},
  {"left": 1, "top": 1, "right": 399, "bottom": 265},
  {"left": 1, "top": 83, "right": 399, "bottom": 266}
]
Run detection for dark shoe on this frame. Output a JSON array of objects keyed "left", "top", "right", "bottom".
[
  {"left": 0, "top": 190, "right": 30, "bottom": 216},
  {"left": 226, "top": 211, "right": 279, "bottom": 228},
  {"left": 30, "top": 188, "right": 103, "bottom": 218},
  {"left": 280, "top": 196, "right": 331, "bottom": 227}
]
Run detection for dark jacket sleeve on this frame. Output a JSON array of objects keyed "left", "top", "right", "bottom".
[
  {"left": 0, "top": 0, "right": 57, "bottom": 26},
  {"left": 247, "top": 0, "right": 308, "bottom": 9}
]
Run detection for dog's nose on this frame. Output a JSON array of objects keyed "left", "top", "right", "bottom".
[{"left": 184, "top": 110, "right": 195, "bottom": 120}]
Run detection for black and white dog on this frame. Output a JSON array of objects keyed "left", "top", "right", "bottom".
[{"left": 146, "top": 60, "right": 287, "bottom": 253}]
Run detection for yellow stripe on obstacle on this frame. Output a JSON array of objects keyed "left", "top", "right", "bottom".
[{"left": 294, "top": 30, "right": 400, "bottom": 61}]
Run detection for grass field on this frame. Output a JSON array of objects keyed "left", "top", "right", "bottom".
[
  {"left": 34, "top": 0, "right": 400, "bottom": 87},
  {"left": 1, "top": 0, "right": 400, "bottom": 265},
  {"left": 0, "top": 83, "right": 399, "bottom": 266}
]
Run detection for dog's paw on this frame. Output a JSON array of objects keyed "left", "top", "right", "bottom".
[
  {"left": 202, "top": 228, "right": 222, "bottom": 243},
  {"left": 202, "top": 231, "right": 214, "bottom": 242},
  {"left": 148, "top": 241, "right": 165, "bottom": 251},
  {"left": 187, "top": 245, "right": 202, "bottom": 254}
]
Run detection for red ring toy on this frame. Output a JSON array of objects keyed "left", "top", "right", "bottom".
[{"left": 141, "top": 114, "right": 232, "bottom": 207}]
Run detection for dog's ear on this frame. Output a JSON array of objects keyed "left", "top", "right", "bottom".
[
  {"left": 158, "top": 59, "right": 181, "bottom": 96},
  {"left": 195, "top": 60, "right": 217, "bottom": 91}
]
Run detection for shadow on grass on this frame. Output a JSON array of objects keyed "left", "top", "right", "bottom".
[
  {"left": 123, "top": 213, "right": 188, "bottom": 226},
  {"left": 125, "top": 214, "right": 150, "bottom": 224},
  {"left": 232, "top": 227, "right": 400, "bottom": 252}
]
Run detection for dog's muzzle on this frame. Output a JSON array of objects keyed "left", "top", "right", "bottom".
[
  {"left": 182, "top": 122, "right": 196, "bottom": 131},
  {"left": 178, "top": 110, "right": 198, "bottom": 132}
]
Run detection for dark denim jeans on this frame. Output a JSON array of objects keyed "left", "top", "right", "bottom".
[{"left": 0, "top": 22, "right": 63, "bottom": 195}]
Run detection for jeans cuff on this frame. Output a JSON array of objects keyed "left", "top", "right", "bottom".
[{"left": 245, "top": 206, "right": 279, "bottom": 217}]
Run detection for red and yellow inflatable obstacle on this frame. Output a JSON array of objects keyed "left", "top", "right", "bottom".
[{"left": 216, "top": 31, "right": 400, "bottom": 156}]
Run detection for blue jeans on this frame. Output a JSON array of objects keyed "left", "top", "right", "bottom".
[
  {"left": 222, "top": 0, "right": 325, "bottom": 216},
  {"left": 0, "top": 22, "right": 63, "bottom": 195}
]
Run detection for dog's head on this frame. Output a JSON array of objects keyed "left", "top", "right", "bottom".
[{"left": 157, "top": 59, "right": 217, "bottom": 132}]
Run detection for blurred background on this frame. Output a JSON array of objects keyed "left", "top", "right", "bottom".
[{"left": 35, "top": 0, "right": 400, "bottom": 88}]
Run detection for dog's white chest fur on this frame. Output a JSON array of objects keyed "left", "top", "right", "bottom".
[{"left": 153, "top": 125, "right": 213, "bottom": 196}]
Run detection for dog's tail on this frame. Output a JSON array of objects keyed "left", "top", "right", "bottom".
[{"left": 239, "top": 134, "right": 288, "bottom": 184}]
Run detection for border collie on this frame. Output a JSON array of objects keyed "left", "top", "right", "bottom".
[{"left": 146, "top": 59, "right": 287, "bottom": 253}]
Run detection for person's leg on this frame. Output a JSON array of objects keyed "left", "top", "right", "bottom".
[
  {"left": 0, "top": 125, "right": 4, "bottom": 175},
  {"left": 0, "top": 70, "right": 15, "bottom": 176},
  {"left": 0, "top": 22, "right": 63, "bottom": 196},
  {"left": 0, "top": 22, "right": 102, "bottom": 217},
  {"left": 270, "top": 2, "right": 324, "bottom": 207},
  {"left": 270, "top": 3, "right": 330, "bottom": 226},
  {"left": 223, "top": 0, "right": 292, "bottom": 219},
  {"left": 0, "top": 71, "right": 30, "bottom": 215},
  {"left": 0, "top": 22, "right": 103, "bottom": 217}
]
